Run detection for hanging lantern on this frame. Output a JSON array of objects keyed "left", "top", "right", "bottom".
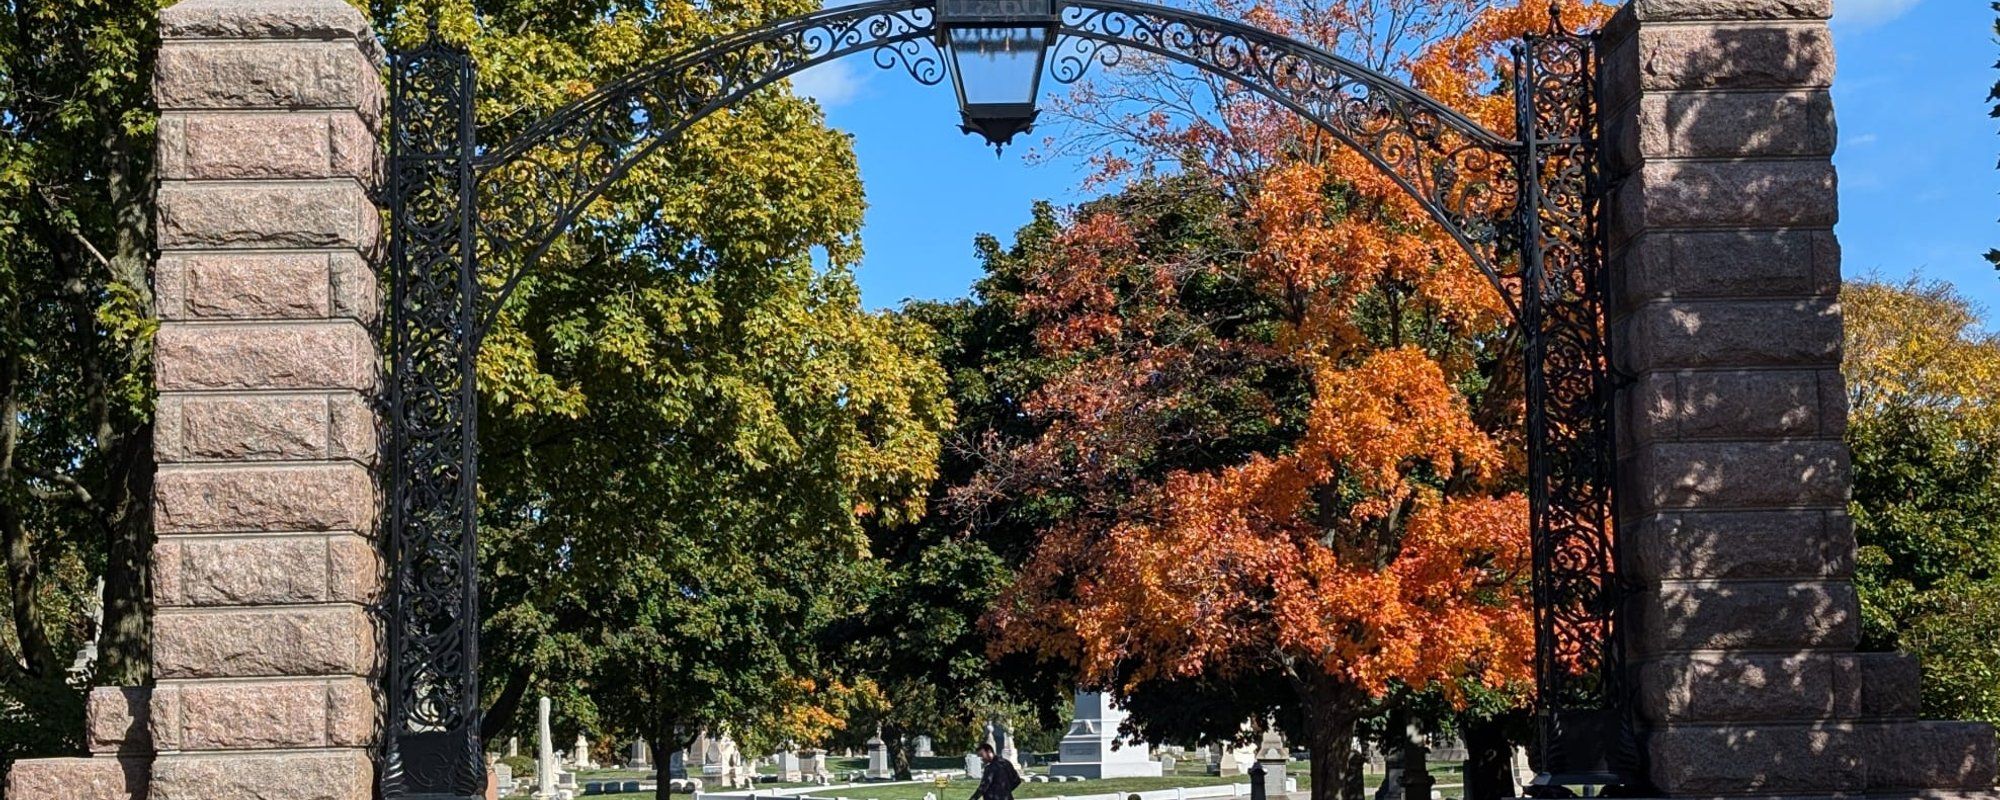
[{"left": 937, "top": 0, "right": 1056, "bottom": 149}]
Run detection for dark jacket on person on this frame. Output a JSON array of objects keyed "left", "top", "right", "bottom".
[{"left": 972, "top": 758, "right": 1023, "bottom": 800}]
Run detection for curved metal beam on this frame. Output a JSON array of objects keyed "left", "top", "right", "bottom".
[
  {"left": 473, "top": 0, "right": 1528, "bottom": 331},
  {"left": 1050, "top": 0, "right": 1523, "bottom": 314},
  {"left": 472, "top": 0, "right": 942, "bottom": 336}
]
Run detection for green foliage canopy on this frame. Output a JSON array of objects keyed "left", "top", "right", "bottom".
[
  {"left": 1845, "top": 277, "right": 2000, "bottom": 723},
  {"left": 364, "top": 0, "right": 954, "bottom": 781},
  {"left": 0, "top": 0, "right": 169, "bottom": 782}
]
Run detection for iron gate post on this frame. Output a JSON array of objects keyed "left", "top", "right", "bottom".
[
  {"left": 385, "top": 36, "right": 487, "bottom": 800},
  {"left": 1515, "top": 14, "right": 1633, "bottom": 794}
]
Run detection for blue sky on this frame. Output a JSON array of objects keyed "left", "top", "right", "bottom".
[{"left": 792, "top": 0, "right": 2000, "bottom": 319}]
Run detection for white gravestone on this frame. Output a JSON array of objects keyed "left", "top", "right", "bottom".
[
  {"left": 1048, "top": 690, "right": 1163, "bottom": 778},
  {"left": 866, "top": 731, "right": 894, "bottom": 779},
  {"left": 914, "top": 735, "right": 935, "bottom": 758},
  {"left": 776, "top": 750, "right": 804, "bottom": 782},
  {"left": 803, "top": 749, "right": 832, "bottom": 779},
  {"left": 536, "top": 697, "right": 558, "bottom": 799},
  {"left": 574, "top": 733, "right": 595, "bottom": 769},
  {"left": 965, "top": 753, "right": 984, "bottom": 781},
  {"left": 1254, "top": 728, "right": 1287, "bottom": 799}
]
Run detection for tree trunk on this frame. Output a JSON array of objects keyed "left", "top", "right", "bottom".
[
  {"left": 1293, "top": 670, "right": 1367, "bottom": 800},
  {"left": 484, "top": 666, "right": 534, "bottom": 741},
  {"left": 95, "top": 428, "right": 152, "bottom": 686},
  {"left": 886, "top": 720, "right": 914, "bottom": 780},
  {"left": 1395, "top": 714, "right": 1432, "bottom": 800},
  {"left": 1461, "top": 714, "right": 1513, "bottom": 800},
  {"left": 652, "top": 731, "right": 674, "bottom": 800}
]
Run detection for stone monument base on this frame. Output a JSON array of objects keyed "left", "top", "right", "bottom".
[{"left": 1048, "top": 761, "right": 1164, "bottom": 779}]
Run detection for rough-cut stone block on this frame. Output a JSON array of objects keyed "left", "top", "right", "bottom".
[
  {"left": 155, "top": 41, "right": 382, "bottom": 125},
  {"left": 1857, "top": 652, "right": 1923, "bottom": 720},
  {"left": 327, "top": 391, "right": 377, "bottom": 463},
  {"left": 1648, "top": 723, "right": 1862, "bottom": 795},
  {"left": 157, "top": 181, "right": 378, "bottom": 252},
  {"left": 1611, "top": 160, "right": 1837, "bottom": 244},
  {"left": 327, "top": 251, "right": 378, "bottom": 324},
  {"left": 1612, "top": 229, "right": 1838, "bottom": 310},
  {"left": 1602, "top": 1, "right": 1833, "bottom": 54},
  {"left": 1863, "top": 722, "right": 1998, "bottom": 791},
  {"left": 1633, "top": 579, "right": 1859, "bottom": 654},
  {"left": 158, "top": 112, "right": 376, "bottom": 182},
  {"left": 153, "top": 462, "right": 375, "bottom": 535},
  {"left": 157, "top": 394, "right": 323, "bottom": 462},
  {"left": 156, "top": 252, "right": 329, "bottom": 320},
  {"left": 1606, "top": 89, "right": 1835, "bottom": 176},
  {"left": 161, "top": 0, "right": 384, "bottom": 64},
  {"left": 86, "top": 687, "right": 153, "bottom": 755},
  {"left": 1623, "top": 369, "right": 1829, "bottom": 447},
  {"left": 1626, "top": 440, "right": 1849, "bottom": 513},
  {"left": 1620, "top": 298, "right": 1842, "bottom": 371},
  {"left": 150, "top": 749, "right": 372, "bottom": 800},
  {"left": 155, "top": 322, "right": 376, "bottom": 392},
  {"left": 1602, "top": 20, "right": 1833, "bottom": 102},
  {"left": 155, "top": 533, "right": 378, "bottom": 607},
  {"left": 4, "top": 757, "right": 150, "bottom": 800},
  {"left": 1639, "top": 652, "right": 1845, "bottom": 723},
  {"left": 155, "top": 392, "right": 373, "bottom": 465},
  {"left": 149, "top": 677, "right": 376, "bottom": 750},
  {"left": 1625, "top": 509, "right": 1855, "bottom": 582},
  {"left": 153, "top": 605, "right": 375, "bottom": 679}
]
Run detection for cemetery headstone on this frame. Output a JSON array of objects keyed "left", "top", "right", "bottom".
[
  {"left": 866, "top": 731, "right": 893, "bottom": 780},
  {"left": 537, "top": 696, "right": 558, "bottom": 800},
  {"left": 776, "top": 750, "right": 804, "bottom": 782},
  {"left": 1049, "top": 690, "right": 1162, "bottom": 778}
]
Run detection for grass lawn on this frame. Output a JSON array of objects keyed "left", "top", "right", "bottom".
[{"left": 591, "top": 761, "right": 1470, "bottom": 800}]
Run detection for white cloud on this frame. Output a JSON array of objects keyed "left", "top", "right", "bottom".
[
  {"left": 1848, "top": 132, "right": 1879, "bottom": 146},
  {"left": 1836, "top": 0, "right": 1920, "bottom": 28},
  {"left": 790, "top": 60, "right": 869, "bottom": 107}
]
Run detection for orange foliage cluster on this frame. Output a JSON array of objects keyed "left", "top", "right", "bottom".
[{"left": 989, "top": 1, "right": 1616, "bottom": 708}]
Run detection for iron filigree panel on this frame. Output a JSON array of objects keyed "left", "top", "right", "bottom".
[
  {"left": 385, "top": 37, "right": 485, "bottom": 800},
  {"left": 1516, "top": 17, "right": 1631, "bottom": 789}
]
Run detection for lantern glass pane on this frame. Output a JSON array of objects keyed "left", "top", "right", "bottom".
[{"left": 947, "top": 25, "right": 1047, "bottom": 106}]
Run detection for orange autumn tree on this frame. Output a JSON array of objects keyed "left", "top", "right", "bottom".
[{"left": 976, "top": 2, "right": 1616, "bottom": 796}]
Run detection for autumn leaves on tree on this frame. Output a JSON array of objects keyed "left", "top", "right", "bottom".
[{"left": 968, "top": 2, "right": 1614, "bottom": 795}]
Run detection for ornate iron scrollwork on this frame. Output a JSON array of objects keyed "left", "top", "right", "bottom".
[
  {"left": 1516, "top": 16, "right": 1631, "bottom": 789},
  {"left": 382, "top": 4, "right": 1625, "bottom": 796},
  {"left": 472, "top": 0, "right": 945, "bottom": 330},
  {"left": 1048, "top": 0, "right": 1524, "bottom": 316},
  {"left": 385, "top": 36, "right": 486, "bottom": 800}
]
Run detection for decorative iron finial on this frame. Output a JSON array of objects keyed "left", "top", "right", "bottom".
[{"left": 1547, "top": 2, "right": 1566, "bottom": 35}]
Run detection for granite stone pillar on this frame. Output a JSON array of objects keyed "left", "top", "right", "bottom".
[
  {"left": 144, "top": 1, "right": 384, "bottom": 799},
  {"left": 1603, "top": 0, "right": 1995, "bottom": 794}
]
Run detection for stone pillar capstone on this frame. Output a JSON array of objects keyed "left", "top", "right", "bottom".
[
  {"left": 1602, "top": 0, "right": 1994, "bottom": 794},
  {"left": 144, "top": 1, "right": 384, "bottom": 799}
]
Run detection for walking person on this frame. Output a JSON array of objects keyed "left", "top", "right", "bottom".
[{"left": 970, "top": 743, "right": 1023, "bottom": 800}]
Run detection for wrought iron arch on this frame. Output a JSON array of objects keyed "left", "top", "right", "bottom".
[{"left": 384, "top": 4, "right": 1625, "bottom": 797}]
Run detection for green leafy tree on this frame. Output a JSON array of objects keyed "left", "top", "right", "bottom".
[
  {"left": 1845, "top": 277, "right": 2000, "bottom": 723},
  {"left": 0, "top": 0, "right": 168, "bottom": 784},
  {"left": 367, "top": 4, "right": 953, "bottom": 794}
]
